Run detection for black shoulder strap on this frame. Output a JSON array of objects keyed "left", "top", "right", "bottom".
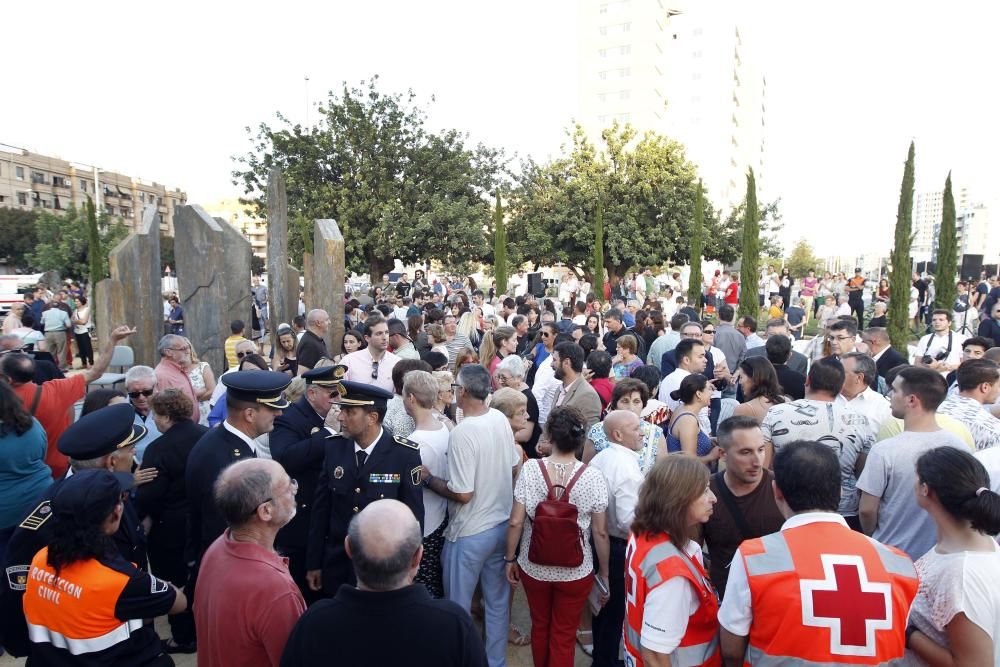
[
  {"left": 712, "top": 471, "right": 753, "bottom": 540},
  {"left": 29, "top": 384, "right": 43, "bottom": 417}
]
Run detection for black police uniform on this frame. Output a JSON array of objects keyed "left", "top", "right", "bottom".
[
  {"left": 271, "top": 366, "right": 345, "bottom": 604},
  {"left": 305, "top": 383, "right": 425, "bottom": 596},
  {"left": 184, "top": 371, "right": 291, "bottom": 564},
  {"left": 0, "top": 404, "right": 147, "bottom": 658}
]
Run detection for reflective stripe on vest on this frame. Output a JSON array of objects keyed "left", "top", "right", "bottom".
[
  {"left": 745, "top": 530, "right": 912, "bottom": 579},
  {"left": 624, "top": 623, "right": 720, "bottom": 667},
  {"left": 27, "top": 618, "right": 144, "bottom": 655},
  {"left": 744, "top": 643, "right": 906, "bottom": 667}
]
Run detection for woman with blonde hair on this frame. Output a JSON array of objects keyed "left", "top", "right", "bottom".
[
  {"left": 480, "top": 326, "right": 518, "bottom": 386},
  {"left": 430, "top": 370, "right": 457, "bottom": 429},
  {"left": 623, "top": 455, "right": 720, "bottom": 666},
  {"left": 181, "top": 338, "right": 215, "bottom": 426},
  {"left": 456, "top": 310, "right": 480, "bottom": 349}
]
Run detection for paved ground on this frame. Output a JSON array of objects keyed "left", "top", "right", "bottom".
[{"left": 1, "top": 586, "right": 592, "bottom": 666}]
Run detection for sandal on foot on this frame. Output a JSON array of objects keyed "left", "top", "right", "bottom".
[
  {"left": 162, "top": 638, "right": 197, "bottom": 654},
  {"left": 508, "top": 623, "right": 530, "bottom": 646}
]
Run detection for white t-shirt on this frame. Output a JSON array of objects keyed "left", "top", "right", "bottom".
[
  {"left": 445, "top": 408, "right": 520, "bottom": 541},
  {"left": 904, "top": 542, "right": 1000, "bottom": 666},
  {"left": 410, "top": 425, "right": 450, "bottom": 537},
  {"left": 707, "top": 347, "right": 726, "bottom": 399},
  {"left": 835, "top": 388, "right": 893, "bottom": 433},
  {"left": 588, "top": 443, "right": 643, "bottom": 539},
  {"left": 856, "top": 430, "right": 967, "bottom": 560},
  {"left": 760, "top": 399, "right": 875, "bottom": 517},
  {"left": 659, "top": 368, "right": 690, "bottom": 409},
  {"left": 915, "top": 331, "right": 966, "bottom": 377},
  {"left": 639, "top": 540, "right": 703, "bottom": 655}
]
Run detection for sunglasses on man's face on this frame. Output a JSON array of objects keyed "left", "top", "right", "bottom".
[{"left": 129, "top": 389, "right": 154, "bottom": 399}]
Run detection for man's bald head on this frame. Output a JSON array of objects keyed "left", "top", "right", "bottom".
[
  {"left": 1, "top": 352, "right": 34, "bottom": 385},
  {"left": 602, "top": 409, "right": 642, "bottom": 451},
  {"left": 306, "top": 309, "right": 329, "bottom": 327},
  {"left": 346, "top": 499, "right": 422, "bottom": 591},
  {"left": 214, "top": 458, "right": 284, "bottom": 528}
]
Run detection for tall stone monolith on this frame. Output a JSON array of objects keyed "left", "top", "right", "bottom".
[
  {"left": 93, "top": 278, "right": 125, "bottom": 353},
  {"left": 175, "top": 205, "right": 252, "bottom": 372},
  {"left": 266, "top": 168, "right": 293, "bottom": 344},
  {"left": 107, "top": 205, "right": 161, "bottom": 366},
  {"left": 311, "top": 219, "right": 345, "bottom": 355}
]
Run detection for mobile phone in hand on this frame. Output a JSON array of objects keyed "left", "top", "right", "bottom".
[{"left": 594, "top": 574, "right": 609, "bottom": 596}]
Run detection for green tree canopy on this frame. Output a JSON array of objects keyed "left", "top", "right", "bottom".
[
  {"left": 739, "top": 169, "right": 761, "bottom": 320},
  {"left": 232, "top": 77, "right": 507, "bottom": 277},
  {"left": 934, "top": 172, "right": 957, "bottom": 311},
  {"left": 505, "top": 123, "right": 733, "bottom": 284},
  {"left": 29, "top": 205, "right": 128, "bottom": 283},
  {"left": 0, "top": 208, "right": 40, "bottom": 271},
  {"left": 785, "top": 239, "right": 822, "bottom": 278},
  {"left": 888, "top": 142, "right": 916, "bottom": 352}
]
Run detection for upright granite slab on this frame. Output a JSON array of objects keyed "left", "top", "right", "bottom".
[
  {"left": 311, "top": 219, "right": 345, "bottom": 355},
  {"left": 93, "top": 278, "right": 125, "bottom": 352},
  {"left": 266, "top": 168, "right": 293, "bottom": 341},
  {"left": 107, "top": 205, "right": 161, "bottom": 366},
  {"left": 174, "top": 205, "right": 252, "bottom": 372}
]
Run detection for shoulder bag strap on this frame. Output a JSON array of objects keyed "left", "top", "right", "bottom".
[
  {"left": 29, "top": 384, "right": 43, "bottom": 417},
  {"left": 536, "top": 459, "right": 557, "bottom": 499},
  {"left": 711, "top": 471, "right": 753, "bottom": 540},
  {"left": 561, "top": 463, "right": 588, "bottom": 499}
]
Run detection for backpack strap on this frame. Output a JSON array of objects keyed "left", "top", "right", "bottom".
[
  {"left": 29, "top": 384, "right": 43, "bottom": 417},
  {"left": 536, "top": 459, "right": 588, "bottom": 501}
]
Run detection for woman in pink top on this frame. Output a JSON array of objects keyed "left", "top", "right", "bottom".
[
  {"left": 479, "top": 325, "right": 517, "bottom": 388},
  {"left": 799, "top": 269, "right": 818, "bottom": 325}
]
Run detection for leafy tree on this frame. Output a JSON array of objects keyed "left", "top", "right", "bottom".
[
  {"left": 934, "top": 171, "right": 957, "bottom": 311},
  {"left": 232, "top": 77, "right": 506, "bottom": 277},
  {"left": 739, "top": 169, "right": 760, "bottom": 320},
  {"left": 160, "top": 233, "right": 175, "bottom": 271},
  {"left": 29, "top": 205, "right": 128, "bottom": 283},
  {"left": 506, "top": 123, "right": 726, "bottom": 284},
  {"left": 493, "top": 192, "right": 507, "bottom": 295},
  {"left": 593, "top": 198, "right": 605, "bottom": 290},
  {"left": 687, "top": 181, "right": 704, "bottom": 305},
  {"left": 888, "top": 142, "right": 916, "bottom": 352},
  {"left": 785, "top": 239, "right": 821, "bottom": 279},
  {"left": 251, "top": 255, "right": 266, "bottom": 276},
  {"left": 717, "top": 198, "right": 784, "bottom": 264},
  {"left": 0, "top": 208, "right": 39, "bottom": 271}
]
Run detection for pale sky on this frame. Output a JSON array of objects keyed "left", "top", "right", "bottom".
[{"left": 4, "top": 0, "right": 997, "bottom": 259}]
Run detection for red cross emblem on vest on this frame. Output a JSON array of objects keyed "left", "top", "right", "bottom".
[{"left": 800, "top": 554, "right": 892, "bottom": 657}]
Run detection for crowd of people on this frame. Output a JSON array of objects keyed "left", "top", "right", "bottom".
[{"left": 0, "top": 266, "right": 999, "bottom": 667}]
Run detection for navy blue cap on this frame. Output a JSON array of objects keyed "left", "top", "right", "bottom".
[
  {"left": 302, "top": 365, "right": 347, "bottom": 388},
  {"left": 338, "top": 380, "right": 393, "bottom": 408},
  {"left": 57, "top": 403, "right": 146, "bottom": 460},
  {"left": 52, "top": 470, "right": 135, "bottom": 525},
  {"left": 222, "top": 370, "right": 292, "bottom": 409}
]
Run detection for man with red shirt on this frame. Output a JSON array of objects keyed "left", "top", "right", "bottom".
[
  {"left": 195, "top": 457, "right": 305, "bottom": 666},
  {"left": 723, "top": 273, "right": 740, "bottom": 306},
  {"left": 1, "top": 325, "right": 135, "bottom": 477}
]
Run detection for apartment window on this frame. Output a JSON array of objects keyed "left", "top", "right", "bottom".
[
  {"left": 599, "top": 48, "right": 607, "bottom": 58},
  {"left": 600, "top": 3, "right": 607, "bottom": 13},
  {"left": 15, "top": 166, "right": 24, "bottom": 180},
  {"left": 622, "top": 22, "right": 631, "bottom": 32},
  {"left": 31, "top": 171, "right": 47, "bottom": 185},
  {"left": 600, "top": 26, "right": 607, "bottom": 36},
  {"left": 620, "top": 89, "right": 630, "bottom": 100},
  {"left": 598, "top": 93, "right": 607, "bottom": 103},
  {"left": 52, "top": 176, "right": 68, "bottom": 188},
  {"left": 599, "top": 70, "right": 608, "bottom": 80},
  {"left": 54, "top": 196, "right": 62, "bottom": 211},
  {"left": 79, "top": 178, "right": 88, "bottom": 192},
  {"left": 17, "top": 192, "right": 27, "bottom": 206},
  {"left": 621, "top": 67, "right": 631, "bottom": 77},
  {"left": 41, "top": 199, "right": 51, "bottom": 209},
  {"left": 619, "top": 45, "right": 631, "bottom": 55}
]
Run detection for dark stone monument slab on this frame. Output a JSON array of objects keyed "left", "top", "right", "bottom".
[
  {"left": 107, "top": 205, "right": 161, "bottom": 366},
  {"left": 311, "top": 219, "right": 345, "bottom": 355},
  {"left": 266, "top": 169, "right": 292, "bottom": 342},
  {"left": 174, "top": 205, "right": 252, "bottom": 372},
  {"left": 93, "top": 278, "right": 125, "bottom": 351}
]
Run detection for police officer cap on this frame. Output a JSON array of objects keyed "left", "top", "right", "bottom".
[
  {"left": 57, "top": 403, "right": 146, "bottom": 460},
  {"left": 222, "top": 370, "right": 292, "bottom": 409},
  {"left": 301, "top": 364, "right": 347, "bottom": 389},
  {"left": 52, "top": 469, "right": 135, "bottom": 525},
  {"left": 339, "top": 380, "right": 393, "bottom": 408}
]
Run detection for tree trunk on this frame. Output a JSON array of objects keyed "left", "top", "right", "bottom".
[{"left": 368, "top": 255, "right": 395, "bottom": 283}]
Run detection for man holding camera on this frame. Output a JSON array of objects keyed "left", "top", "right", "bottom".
[{"left": 914, "top": 309, "right": 966, "bottom": 378}]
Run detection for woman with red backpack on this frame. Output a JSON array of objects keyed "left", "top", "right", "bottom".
[{"left": 504, "top": 406, "right": 610, "bottom": 667}]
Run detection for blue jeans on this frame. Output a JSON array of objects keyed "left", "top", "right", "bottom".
[{"left": 442, "top": 522, "right": 510, "bottom": 667}]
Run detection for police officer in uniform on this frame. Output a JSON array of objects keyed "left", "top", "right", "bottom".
[
  {"left": 306, "top": 381, "right": 424, "bottom": 596},
  {"left": 0, "top": 403, "right": 147, "bottom": 657},
  {"left": 270, "top": 364, "right": 346, "bottom": 603},
  {"left": 185, "top": 371, "right": 290, "bottom": 567}
]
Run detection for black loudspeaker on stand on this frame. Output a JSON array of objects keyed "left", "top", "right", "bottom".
[{"left": 527, "top": 272, "right": 544, "bottom": 297}]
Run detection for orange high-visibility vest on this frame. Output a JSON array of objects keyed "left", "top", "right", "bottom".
[
  {"left": 624, "top": 532, "right": 721, "bottom": 667},
  {"left": 738, "top": 520, "right": 917, "bottom": 666},
  {"left": 22, "top": 547, "right": 143, "bottom": 655}
]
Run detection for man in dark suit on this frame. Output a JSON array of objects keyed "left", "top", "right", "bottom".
[
  {"left": 742, "top": 318, "right": 808, "bottom": 375},
  {"left": 185, "top": 371, "right": 291, "bottom": 567},
  {"left": 306, "top": 381, "right": 424, "bottom": 597},
  {"left": 270, "top": 364, "right": 346, "bottom": 603},
  {"left": 766, "top": 335, "right": 806, "bottom": 400},
  {"left": 863, "top": 327, "right": 908, "bottom": 383},
  {"left": 0, "top": 404, "right": 147, "bottom": 657}
]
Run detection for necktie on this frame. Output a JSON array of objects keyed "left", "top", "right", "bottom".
[{"left": 356, "top": 450, "right": 367, "bottom": 470}]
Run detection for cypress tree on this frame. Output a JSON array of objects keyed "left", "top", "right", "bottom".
[
  {"left": 687, "top": 180, "right": 704, "bottom": 306},
  {"left": 593, "top": 198, "right": 605, "bottom": 291},
  {"left": 493, "top": 191, "right": 507, "bottom": 295},
  {"left": 86, "top": 196, "right": 103, "bottom": 284},
  {"left": 934, "top": 171, "right": 957, "bottom": 311},
  {"left": 738, "top": 169, "right": 760, "bottom": 320},
  {"left": 888, "top": 142, "right": 916, "bottom": 353}
]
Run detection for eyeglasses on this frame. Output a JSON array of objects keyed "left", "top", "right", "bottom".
[
  {"left": 128, "top": 389, "right": 154, "bottom": 399},
  {"left": 540, "top": 332, "right": 550, "bottom": 338},
  {"left": 371, "top": 360, "right": 380, "bottom": 380},
  {"left": 703, "top": 329, "right": 716, "bottom": 334},
  {"left": 250, "top": 479, "right": 298, "bottom": 519},
  {"left": 237, "top": 351, "right": 251, "bottom": 358},
  {"left": 827, "top": 335, "right": 852, "bottom": 342},
  {"left": 450, "top": 383, "right": 463, "bottom": 393}
]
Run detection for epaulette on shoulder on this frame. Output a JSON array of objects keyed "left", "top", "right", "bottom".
[
  {"left": 394, "top": 435, "right": 419, "bottom": 450},
  {"left": 19, "top": 501, "right": 53, "bottom": 531}
]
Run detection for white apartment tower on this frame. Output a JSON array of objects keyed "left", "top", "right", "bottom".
[
  {"left": 576, "top": 0, "right": 765, "bottom": 213},
  {"left": 915, "top": 186, "right": 969, "bottom": 264}
]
